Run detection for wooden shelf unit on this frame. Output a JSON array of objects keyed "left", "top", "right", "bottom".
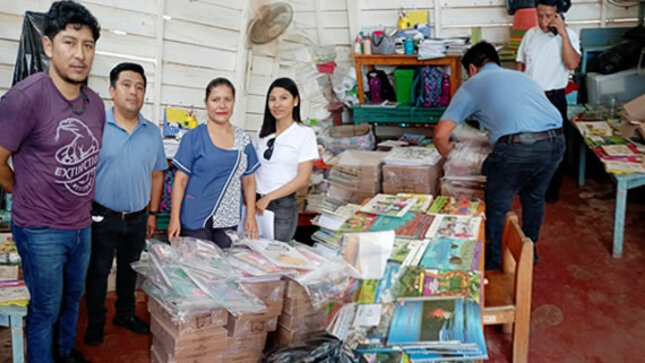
[{"left": 352, "top": 54, "right": 462, "bottom": 105}]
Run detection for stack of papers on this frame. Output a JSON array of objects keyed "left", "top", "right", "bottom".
[
  {"left": 384, "top": 147, "right": 442, "bottom": 166},
  {"left": 417, "top": 39, "right": 447, "bottom": 59}
]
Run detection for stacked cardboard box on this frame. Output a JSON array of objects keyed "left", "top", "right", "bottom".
[
  {"left": 150, "top": 279, "right": 285, "bottom": 363},
  {"left": 222, "top": 280, "right": 285, "bottom": 362},
  {"left": 382, "top": 164, "right": 442, "bottom": 195},
  {"left": 149, "top": 298, "right": 229, "bottom": 363},
  {"left": 327, "top": 150, "right": 387, "bottom": 204},
  {"left": 273, "top": 279, "right": 327, "bottom": 347}
]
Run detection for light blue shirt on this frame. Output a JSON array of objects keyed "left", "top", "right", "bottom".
[
  {"left": 95, "top": 108, "right": 167, "bottom": 212},
  {"left": 440, "top": 63, "right": 562, "bottom": 144}
]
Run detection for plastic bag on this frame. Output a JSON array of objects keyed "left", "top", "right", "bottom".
[
  {"left": 293, "top": 258, "right": 359, "bottom": 310},
  {"left": 264, "top": 331, "right": 368, "bottom": 363},
  {"left": 13, "top": 11, "right": 49, "bottom": 86}
]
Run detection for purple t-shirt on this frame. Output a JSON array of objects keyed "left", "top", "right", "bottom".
[{"left": 0, "top": 73, "right": 106, "bottom": 229}]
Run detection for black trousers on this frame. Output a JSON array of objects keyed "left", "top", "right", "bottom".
[
  {"left": 85, "top": 207, "right": 147, "bottom": 329},
  {"left": 545, "top": 89, "right": 569, "bottom": 201}
]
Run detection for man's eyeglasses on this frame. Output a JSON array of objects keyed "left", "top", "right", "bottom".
[{"left": 264, "top": 138, "right": 276, "bottom": 160}]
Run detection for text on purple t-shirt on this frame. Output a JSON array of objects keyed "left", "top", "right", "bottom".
[{"left": 0, "top": 73, "right": 106, "bottom": 229}]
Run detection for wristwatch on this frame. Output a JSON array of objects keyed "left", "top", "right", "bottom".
[{"left": 148, "top": 211, "right": 160, "bottom": 217}]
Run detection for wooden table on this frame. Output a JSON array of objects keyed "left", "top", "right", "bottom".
[{"left": 352, "top": 54, "right": 462, "bottom": 104}]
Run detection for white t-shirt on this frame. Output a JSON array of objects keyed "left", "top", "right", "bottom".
[
  {"left": 255, "top": 122, "right": 319, "bottom": 195},
  {"left": 516, "top": 26, "right": 581, "bottom": 91}
]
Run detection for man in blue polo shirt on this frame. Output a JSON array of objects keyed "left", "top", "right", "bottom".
[
  {"left": 84, "top": 63, "right": 166, "bottom": 345},
  {"left": 434, "top": 42, "right": 564, "bottom": 270}
]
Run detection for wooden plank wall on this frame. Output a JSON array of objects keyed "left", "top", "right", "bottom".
[
  {"left": 0, "top": 0, "right": 248, "bottom": 126},
  {"left": 0, "top": 0, "right": 639, "bottom": 130},
  {"left": 355, "top": 0, "right": 638, "bottom": 44}
]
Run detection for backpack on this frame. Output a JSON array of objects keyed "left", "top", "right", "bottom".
[
  {"left": 366, "top": 69, "right": 396, "bottom": 104},
  {"left": 411, "top": 66, "right": 444, "bottom": 108}
]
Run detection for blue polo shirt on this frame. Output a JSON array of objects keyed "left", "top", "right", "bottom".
[
  {"left": 172, "top": 124, "right": 259, "bottom": 230},
  {"left": 440, "top": 63, "right": 561, "bottom": 144},
  {"left": 94, "top": 108, "right": 167, "bottom": 212}
]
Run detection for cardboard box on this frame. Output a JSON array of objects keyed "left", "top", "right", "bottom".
[
  {"left": 151, "top": 343, "right": 224, "bottom": 363},
  {"left": 225, "top": 332, "right": 268, "bottom": 355},
  {"left": 266, "top": 315, "right": 279, "bottom": 332},
  {"left": 151, "top": 316, "right": 227, "bottom": 358},
  {"left": 241, "top": 280, "right": 285, "bottom": 303},
  {"left": 624, "top": 93, "right": 645, "bottom": 122},
  {"left": 281, "top": 297, "right": 318, "bottom": 316},
  {"left": 275, "top": 326, "right": 307, "bottom": 347},
  {"left": 284, "top": 279, "right": 308, "bottom": 299},
  {"left": 226, "top": 302, "right": 282, "bottom": 337},
  {"left": 222, "top": 350, "right": 263, "bottom": 363},
  {"left": 148, "top": 298, "right": 227, "bottom": 336},
  {"left": 278, "top": 312, "right": 326, "bottom": 332},
  {"left": 382, "top": 164, "right": 442, "bottom": 195}
]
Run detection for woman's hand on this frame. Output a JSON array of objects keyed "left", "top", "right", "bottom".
[
  {"left": 256, "top": 195, "right": 272, "bottom": 215},
  {"left": 245, "top": 214, "right": 259, "bottom": 239},
  {"left": 167, "top": 217, "right": 181, "bottom": 242}
]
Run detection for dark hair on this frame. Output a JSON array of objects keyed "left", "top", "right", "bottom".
[
  {"left": 536, "top": 0, "right": 559, "bottom": 6},
  {"left": 461, "top": 41, "right": 500, "bottom": 69},
  {"left": 259, "top": 77, "right": 302, "bottom": 138},
  {"left": 45, "top": 1, "right": 101, "bottom": 42},
  {"left": 110, "top": 62, "right": 146, "bottom": 88},
  {"left": 205, "top": 77, "right": 236, "bottom": 100}
]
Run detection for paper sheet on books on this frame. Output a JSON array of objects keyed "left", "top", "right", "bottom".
[{"left": 238, "top": 206, "right": 274, "bottom": 240}]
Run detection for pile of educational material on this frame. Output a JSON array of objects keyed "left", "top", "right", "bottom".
[
  {"left": 382, "top": 147, "right": 443, "bottom": 195},
  {"left": 574, "top": 116, "right": 645, "bottom": 174},
  {"left": 326, "top": 150, "right": 388, "bottom": 204},
  {"left": 322, "top": 194, "right": 488, "bottom": 362},
  {"left": 441, "top": 125, "right": 491, "bottom": 199},
  {"left": 0, "top": 232, "right": 29, "bottom": 307},
  {"left": 137, "top": 192, "right": 487, "bottom": 362}
]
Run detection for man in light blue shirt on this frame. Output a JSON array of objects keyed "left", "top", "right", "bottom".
[
  {"left": 434, "top": 42, "right": 564, "bottom": 270},
  {"left": 84, "top": 63, "right": 166, "bottom": 345}
]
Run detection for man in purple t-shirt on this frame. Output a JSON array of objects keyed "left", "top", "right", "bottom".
[{"left": 0, "top": 2, "right": 104, "bottom": 363}]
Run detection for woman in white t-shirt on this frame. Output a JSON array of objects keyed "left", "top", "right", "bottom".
[{"left": 255, "top": 78, "right": 319, "bottom": 242}]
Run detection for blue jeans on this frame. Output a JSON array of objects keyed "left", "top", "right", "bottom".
[
  {"left": 11, "top": 223, "right": 91, "bottom": 363},
  {"left": 264, "top": 193, "right": 298, "bottom": 242},
  {"left": 482, "top": 135, "right": 565, "bottom": 270}
]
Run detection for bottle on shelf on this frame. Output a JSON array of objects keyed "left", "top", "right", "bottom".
[
  {"left": 353, "top": 36, "right": 362, "bottom": 54},
  {"left": 362, "top": 37, "right": 372, "bottom": 55},
  {"left": 439, "top": 74, "right": 451, "bottom": 106}
]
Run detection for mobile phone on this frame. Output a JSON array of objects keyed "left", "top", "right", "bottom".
[{"left": 550, "top": 12, "right": 565, "bottom": 36}]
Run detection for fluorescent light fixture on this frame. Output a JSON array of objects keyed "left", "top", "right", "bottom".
[{"left": 111, "top": 29, "right": 127, "bottom": 36}]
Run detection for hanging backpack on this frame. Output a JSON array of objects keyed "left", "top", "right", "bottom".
[
  {"left": 411, "top": 66, "right": 444, "bottom": 108},
  {"left": 366, "top": 69, "right": 396, "bottom": 104}
]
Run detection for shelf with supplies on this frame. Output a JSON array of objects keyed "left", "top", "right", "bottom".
[
  {"left": 353, "top": 104, "right": 446, "bottom": 125},
  {"left": 351, "top": 54, "right": 461, "bottom": 125}
]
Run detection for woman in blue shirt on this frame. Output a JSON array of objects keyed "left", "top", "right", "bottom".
[{"left": 168, "top": 78, "right": 259, "bottom": 248}]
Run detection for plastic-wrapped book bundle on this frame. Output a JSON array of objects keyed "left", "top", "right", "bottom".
[
  {"left": 136, "top": 236, "right": 360, "bottom": 363},
  {"left": 441, "top": 125, "right": 492, "bottom": 199}
]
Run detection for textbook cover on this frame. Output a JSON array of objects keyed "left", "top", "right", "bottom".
[
  {"left": 360, "top": 194, "right": 418, "bottom": 218},
  {"left": 418, "top": 237, "right": 481, "bottom": 271}
]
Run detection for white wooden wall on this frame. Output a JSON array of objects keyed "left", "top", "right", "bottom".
[
  {"left": 351, "top": 0, "right": 639, "bottom": 44},
  {"left": 0, "top": 0, "right": 249, "bottom": 127},
  {"left": 0, "top": 0, "right": 639, "bottom": 131}
]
